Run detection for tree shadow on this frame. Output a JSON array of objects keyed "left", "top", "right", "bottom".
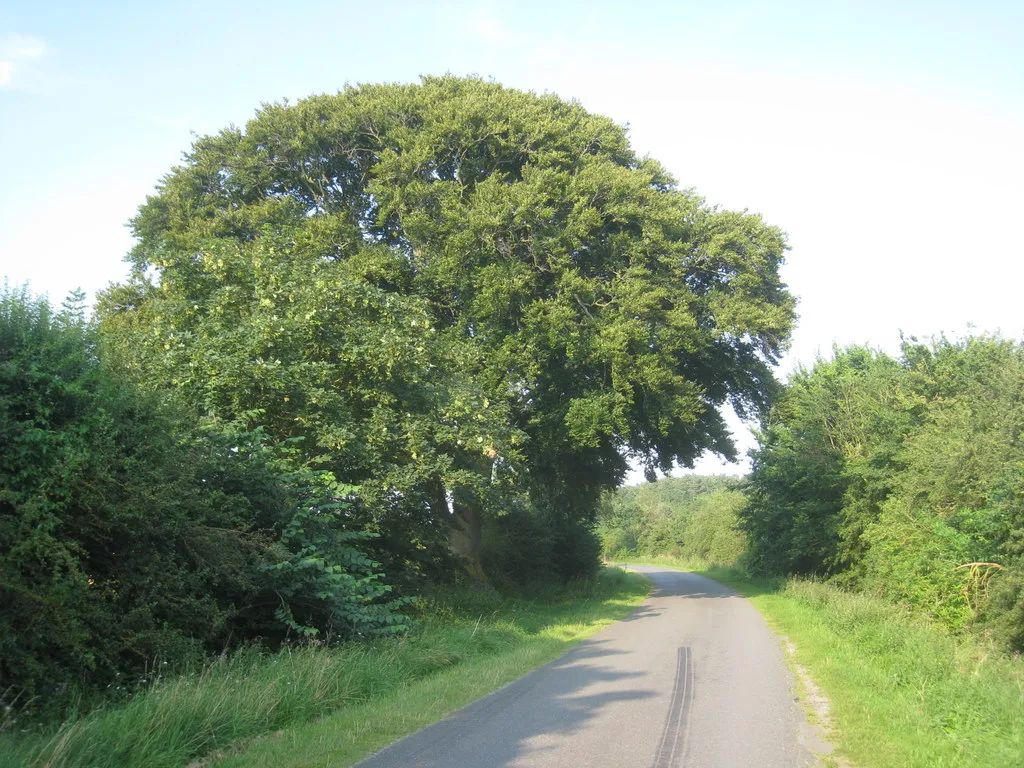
[
  {"left": 357, "top": 563, "right": 787, "bottom": 767},
  {"left": 691, "top": 567, "right": 784, "bottom": 599},
  {"left": 355, "top": 639, "right": 656, "bottom": 767},
  {"left": 622, "top": 563, "right": 784, "bottom": 600},
  {"left": 618, "top": 603, "right": 661, "bottom": 621}
]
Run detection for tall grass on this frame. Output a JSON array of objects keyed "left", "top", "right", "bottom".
[
  {"left": 0, "top": 568, "right": 649, "bottom": 768},
  {"left": 766, "top": 579, "right": 1024, "bottom": 767}
]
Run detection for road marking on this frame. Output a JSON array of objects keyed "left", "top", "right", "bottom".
[{"left": 653, "top": 646, "right": 694, "bottom": 768}]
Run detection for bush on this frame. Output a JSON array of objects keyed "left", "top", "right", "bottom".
[
  {"left": 0, "top": 286, "right": 408, "bottom": 718},
  {"left": 481, "top": 506, "right": 601, "bottom": 588},
  {"left": 744, "top": 339, "right": 1024, "bottom": 650}
]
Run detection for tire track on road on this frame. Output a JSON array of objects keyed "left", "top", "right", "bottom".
[{"left": 653, "top": 646, "right": 693, "bottom": 768}]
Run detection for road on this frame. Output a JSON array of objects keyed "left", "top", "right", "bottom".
[{"left": 356, "top": 565, "right": 823, "bottom": 768}]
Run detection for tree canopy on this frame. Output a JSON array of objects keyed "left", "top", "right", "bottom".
[{"left": 99, "top": 75, "right": 795, "bottom": 576}]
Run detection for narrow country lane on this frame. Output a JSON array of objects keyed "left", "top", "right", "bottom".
[{"left": 356, "top": 566, "right": 822, "bottom": 768}]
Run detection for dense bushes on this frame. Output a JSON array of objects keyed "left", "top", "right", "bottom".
[
  {"left": 596, "top": 475, "right": 747, "bottom": 566},
  {"left": 481, "top": 505, "right": 602, "bottom": 589},
  {"left": 0, "top": 287, "right": 408, "bottom": 715},
  {"left": 743, "top": 338, "right": 1024, "bottom": 650}
]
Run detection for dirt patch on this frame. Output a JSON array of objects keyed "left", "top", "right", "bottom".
[{"left": 780, "top": 637, "right": 855, "bottom": 768}]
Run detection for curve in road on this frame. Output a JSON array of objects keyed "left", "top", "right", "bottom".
[{"left": 356, "top": 566, "right": 821, "bottom": 767}]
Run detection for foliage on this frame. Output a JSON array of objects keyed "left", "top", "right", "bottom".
[
  {"left": 97, "top": 230, "right": 497, "bottom": 579},
  {"left": 743, "top": 337, "right": 1024, "bottom": 648},
  {"left": 682, "top": 490, "right": 749, "bottom": 565},
  {"left": 265, "top": 471, "right": 414, "bottom": 639},
  {"left": 0, "top": 286, "right": 408, "bottom": 715},
  {"left": 596, "top": 475, "right": 747, "bottom": 565},
  {"left": 98, "top": 75, "right": 795, "bottom": 578},
  {"left": 742, "top": 347, "right": 911, "bottom": 577},
  {"left": 481, "top": 504, "right": 603, "bottom": 588}
]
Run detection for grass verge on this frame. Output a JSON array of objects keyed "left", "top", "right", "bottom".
[
  {"left": 624, "top": 554, "right": 1024, "bottom": 768},
  {"left": 0, "top": 567, "right": 649, "bottom": 768}
]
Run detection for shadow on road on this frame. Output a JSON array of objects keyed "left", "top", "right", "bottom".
[
  {"left": 358, "top": 638, "right": 656, "bottom": 767},
  {"left": 360, "top": 563, "right": 793, "bottom": 767},
  {"left": 618, "top": 603, "right": 661, "bottom": 621},
  {"left": 622, "top": 563, "right": 784, "bottom": 600}
]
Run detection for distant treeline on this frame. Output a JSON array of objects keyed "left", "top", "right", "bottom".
[{"left": 597, "top": 475, "right": 747, "bottom": 566}]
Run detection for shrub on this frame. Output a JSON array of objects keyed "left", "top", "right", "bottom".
[{"left": 0, "top": 286, "right": 408, "bottom": 718}]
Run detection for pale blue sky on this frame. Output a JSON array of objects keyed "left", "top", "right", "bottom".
[{"left": 2, "top": 1, "right": 1022, "bottom": 474}]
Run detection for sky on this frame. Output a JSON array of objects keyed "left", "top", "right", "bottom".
[{"left": 2, "top": 0, "right": 1022, "bottom": 477}]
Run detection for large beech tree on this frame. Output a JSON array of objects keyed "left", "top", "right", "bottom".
[{"left": 100, "top": 76, "right": 795, "bottom": 576}]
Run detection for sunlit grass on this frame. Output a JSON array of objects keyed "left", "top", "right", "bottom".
[{"left": 0, "top": 568, "right": 650, "bottom": 768}]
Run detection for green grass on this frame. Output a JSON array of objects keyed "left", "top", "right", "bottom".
[
  {"left": 0, "top": 568, "right": 650, "bottom": 768},
  {"left": 624, "top": 554, "right": 1024, "bottom": 768}
]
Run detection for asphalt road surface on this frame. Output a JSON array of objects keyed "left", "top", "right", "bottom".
[{"left": 356, "top": 565, "right": 821, "bottom": 768}]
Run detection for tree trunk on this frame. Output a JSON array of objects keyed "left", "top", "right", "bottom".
[{"left": 449, "top": 496, "right": 488, "bottom": 584}]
